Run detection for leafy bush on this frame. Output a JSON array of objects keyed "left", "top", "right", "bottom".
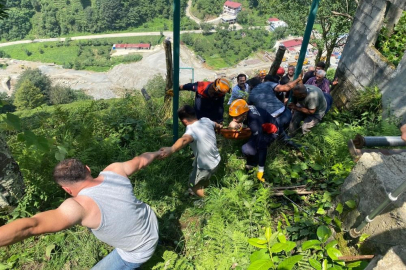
[
  {"left": 0, "top": 50, "right": 10, "bottom": 58},
  {"left": 14, "top": 68, "right": 52, "bottom": 103},
  {"left": 13, "top": 80, "right": 45, "bottom": 109},
  {"left": 145, "top": 74, "right": 166, "bottom": 98},
  {"left": 49, "top": 84, "right": 76, "bottom": 105},
  {"left": 376, "top": 11, "right": 406, "bottom": 66}
]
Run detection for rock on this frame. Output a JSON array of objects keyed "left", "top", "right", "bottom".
[
  {"left": 338, "top": 152, "right": 406, "bottom": 254},
  {"left": 0, "top": 136, "right": 25, "bottom": 207},
  {"left": 364, "top": 245, "right": 406, "bottom": 270}
]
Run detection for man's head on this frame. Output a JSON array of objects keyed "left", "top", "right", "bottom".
[
  {"left": 288, "top": 65, "right": 295, "bottom": 76},
  {"left": 315, "top": 70, "right": 326, "bottom": 82},
  {"left": 258, "top": 69, "right": 267, "bottom": 81},
  {"left": 229, "top": 99, "right": 249, "bottom": 123},
  {"left": 292, "top": 84, "right": 308, "bottom": 100},
  {"left": 208, "top": 78, "right": 231, "bottom": 97},
  {"left": 247, "top": 77, "right": 262, "bottom": 90},
  {"left": 53, "top": 159, "right": 90, "bottom": 186},
  {"left": 264, "top": 74, "right": 280, "bottom": 83},
  {"left": 178, "top": 105, "right": 197, "bottom": 125},
  {"left": 276, "top": 67, "right": 285, "bottom": 76},
  {"left": 316, "top": 61, "right": 326, "bottom": 71},
  {"left": 401, "top": 124, "right": 406, "bottom": 142},
  {"left": 236, "top": 74, "right": 247, "bottom": 89}
]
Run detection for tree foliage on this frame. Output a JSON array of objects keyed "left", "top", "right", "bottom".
[
  {"left": 0, "top": 0, "right": 188, "bottom": 41},
  {"left": 13, "top": 80, "right": 45, "bottom": 109},
  {"left": 14, "top": 68, "right": 52, "bottom": 103},
  {"left": 271, "top": 0, "right": 358, "bottom": 68}
]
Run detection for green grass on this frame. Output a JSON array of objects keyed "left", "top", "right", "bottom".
[
  {"left": 1, "top": 36, "right": 163, "bottom": 72},
  {"left": 0, "top": 86, "right": 399, "bottom": 269}
]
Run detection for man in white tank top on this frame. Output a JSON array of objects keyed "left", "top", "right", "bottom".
[{"left": 0, "top": 151, "right": 161, "bottom": 269}]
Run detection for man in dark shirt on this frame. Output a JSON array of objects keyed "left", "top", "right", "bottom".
[
  {"left": 302, "top": 61, "right": 326, "bottom": 84},
  {"left": 180, "top": 78, "right": 231, "bottom": 124},
  {"left": 228, "top": 99, "right": 287, "bottom": 182}
]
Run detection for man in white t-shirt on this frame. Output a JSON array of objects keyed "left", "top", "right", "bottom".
[{"left": 159, "top": 105, "right": 221, "bottom": 197}]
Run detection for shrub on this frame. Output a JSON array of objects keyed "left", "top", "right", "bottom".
[
  {"left": 0, "top": 50, "right": 10, "bottom": 58},
  {"left": 14, "top": 68, "right": 52, "bottom": 103},
  {"left": 145, "top": 74, "right": 166, "bottom": 98},
  {"left": 13, "top": 80, "right": 45, "bottom": 110},
  {"left": 49, "top": 84, "right": 76, "bottom": 105}
]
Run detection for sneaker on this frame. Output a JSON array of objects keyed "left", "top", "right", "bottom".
[{"left": 184, "top": 188, "right": 196, "bottom": 197}]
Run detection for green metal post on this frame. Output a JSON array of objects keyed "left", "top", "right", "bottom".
[
  {"left": 173, "top": 0, "right": 180, "bottom": 142},
  {"left": 350, "top": 179, "right": 406, "bottom": 238},
  {"left": 293, "top": 0, "right": 320, "bottom": 80}
]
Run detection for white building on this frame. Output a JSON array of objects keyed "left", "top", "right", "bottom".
[
  {"left": 223, "top": 1, "right": 242, "bottom": 16},
  {"left": 268, "top": 17, "right": 288, "bottom": 31}
]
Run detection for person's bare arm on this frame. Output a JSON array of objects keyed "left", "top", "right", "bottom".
[
  {"left": 275, "top": 73, "right": 303, "bottom": 92},
  {"left": 401, "top": 124, "right": 406, "bottom": 141},
  {"left": 159, "top": 134, "right": 194, "bottom": 159},
  {"left": 0, "top": 198, "right": 84, "bottom": 247},
  {"left": 105, "top": 151, "right": 161, "bottom": 177},
  {"left": 288, "top": 103, "right": 316, "bottom": 115}
]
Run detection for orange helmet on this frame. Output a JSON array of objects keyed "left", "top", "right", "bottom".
[
  {"left": 259, "top": 69, "right": 267, "bottom": 77},
  {"left": 213, "top": 78, "right": 231, "bottom": 93},
  {"left": 229, "top": 99, "right": 249, "bottom": 117}
]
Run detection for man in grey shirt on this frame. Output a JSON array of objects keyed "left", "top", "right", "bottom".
[
  {"left": 159, "top": 105, "right": 221, "bottom": 197},
  {"left": 0, "top": 153, "right": 161, "bottom": 269},
  {"left": 288, "top": 84, "right": 327, "bottom": 136}
]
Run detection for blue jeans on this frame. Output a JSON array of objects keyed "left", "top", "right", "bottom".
[
  {"left": 92, "top": 249, "right": 142, "bottom": 270},
  {"left": 323, "top": 93, "right": 333, "bottom": 114},
  {"left": 275, "top": 108, "right": 292, "bottom": 130}
]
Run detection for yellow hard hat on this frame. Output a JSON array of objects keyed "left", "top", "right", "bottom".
[
  {"left": 229, "top": 99, "right": 249, "bottom": 117},
  {"left": 213, "top": 78, "right": 231, "bottom": 93},
  {"left": 259, "top": 69, "right": 267, "bottom": 77}
]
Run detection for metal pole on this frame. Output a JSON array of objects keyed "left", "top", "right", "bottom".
[
  {"left": 350, "top": 180, "right": 406, "bottom": 238},
  {"left": 293, "top": 0, "right": 320, "bottom": 80},
  {"left": 173, "top": 0, "right": 180, "bottom": 142}
]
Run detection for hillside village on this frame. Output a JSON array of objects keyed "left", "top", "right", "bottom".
[{"left": 0, "top": 0, "right": 405, "bottom": 269}]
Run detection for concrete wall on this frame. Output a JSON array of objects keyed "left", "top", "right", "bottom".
[{"left": 333, "top": 0, "right": 406, "bottom": 124}]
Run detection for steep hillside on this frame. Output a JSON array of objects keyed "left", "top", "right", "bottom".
[{"left": 0, "top": 0, "right": 187, "bottom": 41}]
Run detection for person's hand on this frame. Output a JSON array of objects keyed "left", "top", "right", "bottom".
[
  {"left": 215, "top": 123, "right": 223, "bottom": 134},
  {"left": 332, "top": 78, "right": 338, "bottom": 86},
  {"left": 229, "top": 120, "right": 242, "bottom": 130},
  {"left": 257, "top": 171, "right": 265, "bottom": 182},
  {"left": 158, "top": 147, "right": 173, "bottom": 159},
  {"left": 401, "top": 124, "right": 406, "bottom": 142},
  {"left": 288, "top": 103, "right": 296, "bottom": 110},
  {"left": 166, "top": 89, "right": 174, "bottom": 97}
]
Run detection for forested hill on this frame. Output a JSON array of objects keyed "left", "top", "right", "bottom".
[{"left": 0, "top": 0, "right": 187, "bottom": 41}]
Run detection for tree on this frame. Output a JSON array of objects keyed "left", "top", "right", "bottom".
[
  {"left": 49, "top": 84, "right": 76, "bottom": 105},
  {"left": 13, "top": 80, "right": 45, "bottom": 110},
  {"left": 271, "top": 0, "right": 358, "bottom": 69},
  {"left": 0, "top": 0, "right": 7, "bottom": 19},
  {"left": 14, "top": 68, "right": 52, "bottom": 103}
]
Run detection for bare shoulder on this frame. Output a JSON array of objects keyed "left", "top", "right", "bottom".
[{"left": 102, "top": 162, "right": 126, "bottom": 176}]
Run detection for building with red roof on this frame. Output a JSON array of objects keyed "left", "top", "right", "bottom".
[
  {"left": 112, "top": 43, "right": 151, "bottom": 50},
  {"left": 281, "top": 39, "right": 303, "bottom": 49},
  {"left": 223, "top": 1, "right": 242, "bottom": 16},
  {"left": 268, "top": 18, "right": 279, "bottom": 22}
]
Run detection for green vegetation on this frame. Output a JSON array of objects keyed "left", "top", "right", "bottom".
[
  {"left": 376, "top": 11, "right": 406, "bottom": 67},
  {"left": 272, "top": 0, "right": 357, "bottom": 69},
  {"left": 11, "top": 68, "right": 91, "bottom": 111},
  {"left": 1, "top": 36, "right": 162, "bottom": 72},
  {"left": 0, "top": 78, "right": 400, "bottom": 268},
  {"left": 181, "top": 27, "right": 276, "bottom": 69},
  {"left": 0, "top": 0, "right": 188, "bottom": 41}
]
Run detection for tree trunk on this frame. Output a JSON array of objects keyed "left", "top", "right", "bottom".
[
  {"left": 0, "top": 136, "right": 24, "bottom": 208},
  {"left": 269, "top": 45, "right": 286, "bottom": 75},
  {"left": 164, "top": 39, "right": 173, "bottom": 103}
]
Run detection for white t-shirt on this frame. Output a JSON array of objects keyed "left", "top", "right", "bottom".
[{"left": 184, "top": 117, "right": 221, "bottom": 170}]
